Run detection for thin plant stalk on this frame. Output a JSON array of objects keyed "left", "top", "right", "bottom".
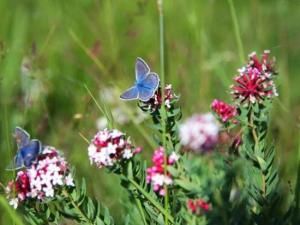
[
  {"left": 62, "top": 189, "right": 95, "bottom": 225},
  {"left": 69, "top": 29, "right": 109, "bottom": 76},
  {"left": 127, "top": 178, "right": 174, "bottom": 224},
  {"left": 84, "top": 84, "right": 114, "bottom": 129},
  {"left": 227, "top": 0, "right": 245, "bottom": 63},
  {"left": 157, "top": 0, "right": 170, "bottom": 224}
]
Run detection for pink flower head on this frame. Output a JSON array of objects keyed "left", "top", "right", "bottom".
[
  {"left": 88, "top": 129, "right": 140, "bottom": 168},
  {"left": 211, "top": 99, "right": 237, "bottom": 123},
  {"left": 146, "top": 147, "right": 179, "bottom": 196},
  {"left": 187, "top": 199, "right": 211, "bottom": 215},
  {"left": 6, "top": 146, "right": 74, "bottom": 209},
  {"left": 248, "top": 50, "right": 276, "bottom": 76},
  {"left": 231, "top": 67, "right": 278, "bottom": 104},
  {"left": 231, "top": 50, "right": 278, "bottom": 105},
  {"left": 179, "top": 113, "right": 219, "bottom": 153}
]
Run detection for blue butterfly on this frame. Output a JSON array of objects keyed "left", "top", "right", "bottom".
[
  {"left": 7, "top": 127, "right": 42, "bottom": 170},
  {"left": 120, "top": 57, "right": 160, "bottom": 102}
]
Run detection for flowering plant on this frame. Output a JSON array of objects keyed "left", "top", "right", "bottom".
[
  {"left": 6, "top": 146, "right": 74, "bottom": 209},
  {"left": 2, "top": 49, "right": 299, "bottom": 225}
]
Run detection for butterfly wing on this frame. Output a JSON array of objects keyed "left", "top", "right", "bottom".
[
  {"left": 136, "top": 57, "right": 150, "bottom": 82},
  {"left": 14, "top": 127, "right": 30, "bottom": 149},
  {"left": 6, "top": 151, "right": 24, "bottom": 170},
  {"left": 15, "top": 151, "right": 25, "bottom": 168},
  {"left": 120, "top": 86, "right": 139, "bottom": 100},
  {"left": 21, "top": 140, "right": 41, "bottom": 168},
  {"left": 137, "top": 72, "right": 160, "bottom": 102}
]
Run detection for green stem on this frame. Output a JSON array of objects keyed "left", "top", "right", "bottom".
[
  {"left": 157, "top": 1, "right": 170, "bottom": 224},
  {"left": 228, "top": 0, "right": 245, "bottom": 63},
  {"left": 249, "top": 112, "right": 259, "bottom": 146},
  {"left": 69, "top": 30, "right": 108, "bottom": 76},
  {"left": 62, "top": 189, "right": 95, "bottom": 225},
  {"left": 79, "top": 132, "right": 90, "bottom": 144},
  {"left": 128, "top": 178, "right": 174, "bottom": 224},
  {"left": 249, "top": 110, "right": 266, "bottom": 196},
  {"left": 84, "top": 84, "right": 114, "bottom": 129},
  {"left": 134, "top": 197, "right": 147, "bottom": 225}
]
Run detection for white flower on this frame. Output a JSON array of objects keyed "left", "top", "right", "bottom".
[
  {"left": 30, "top": 188, "right": 39, "bottom": 198},
  {"left": 40, "top": 172, "right": 52, "bottom": 187},
  {"left": 152, "top": 174, "right": 165, "bottom": 186},
  {"left": 30, "top": 177, "right": 42, "bottom": 191},
  {"left": 65, "top": 174, "right": 75, "bottom": 186},
  {"left": 47, "top": 163, "right": 61, "bottom": 174},
  {"left": 43, "top": 185, "right": 54, "bottom": 197},
  {"left": 118, "top": 138, "right": 125, "bottom": 148},
  {"left": 164, "top": 176, "right": 173, "bottom": 185},
  {"left": 9, "top": 198, "right": 18, "bottom": 209},
  {"left": 97, "top": 130, "right": 110, "bottom": 142},
  {"left": 106, "top": 143, "right": 117, "bottom": 155},
  {"left": 123, "top": 149, "right": 133, "bottom": 159},
  {"left": 52, "top": 172, "right": 64, "bottom": 186},
  {"left": 110, "top": 129, "right": 123, "bottom": 139},
  {"left": 169, "top": 152, "right": 179, "bottom": 163}
]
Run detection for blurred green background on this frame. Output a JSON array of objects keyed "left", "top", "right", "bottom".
[{"left": 0, "top": 0, "right": 299, "bottom": 224}]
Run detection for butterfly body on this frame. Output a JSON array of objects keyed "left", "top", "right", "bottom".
[
  {"left": 7, "top": 127, "right": 42, "bottom": 170},
  {"left": 120, "top": 57, "right": 160, "bottom": 102},
  {"left": 17, "top": 140, "right": 41, "bottom": 168}
]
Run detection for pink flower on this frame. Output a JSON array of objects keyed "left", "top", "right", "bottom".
[
  {"left": 248, "top": 50, "right": 276, "bottom": 75},
  {"left": 211, "top": 99, "right": 237, "bottom": 123},
  {"left": 146, "top": 147, "right": 179, "bottom": 196},
  {"left": 6, "top": 146, "right": 74, "bottom": 209},
  {"left": 187, "top": 199, "right": 211, "bottom": 215},
  {"left": 231, "top": 50, "right": 278, "bottom": 105},
  {"left": 179, "top": 113, "right": 219, "bottom": 153},
  {"left": 231, "top": 67, "right": 277, "bottom": 104},
  {"left": 88, "top": 129, "right": 140, "bottom": 168}
]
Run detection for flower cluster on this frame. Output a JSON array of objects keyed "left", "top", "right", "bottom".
[
  {"left": 139, "top": 84, "right": 177, "bottom": 112},
  {"left": 88, "top": 129, "right": 141, "bottom": 168},
  {"left": 179, "top": 113, "right": 219, "bottom": 153},
  {"left": 211, "top": 99, "right": 237, "bottom": 123},
  {"left": 6, "top": 146, "right": 74, "bottom": 209},
  {"left": 248, "top": 50, "right": 276, "bottom": 75},
  {"left": 187, "top": 199, "right": 211, "bottom": 215},
  {"left": 146, "top": 147, "right": 179, "bottom": 196},
  {"left": 231, "top": 50, "right": 278, "bottom": 105}
]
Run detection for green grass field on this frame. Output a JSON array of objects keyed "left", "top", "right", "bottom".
[{"left": 0, "top": 0, "right": 299, "bottom": 224}]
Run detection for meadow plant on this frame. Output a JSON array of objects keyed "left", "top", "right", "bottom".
[
  {"left": 179, "top": 113, "right": 219, "bottom": 153},
  {"left": 88, "top": 129, "right": 141, "bottom": 168},
  {"left": 146, "top": 147, "right": 179, "bottom": 196},
  {"left": 2, "top": 51, "right": 299, "bottom": 225},
  {"left": 6, "top": 146, "right": 74, "bottom": 209}
]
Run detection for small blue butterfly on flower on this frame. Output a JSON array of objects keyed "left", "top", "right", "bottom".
[
  {"left": 7, "top": 127, "right": 42, "bottom": 170},
  {"left": 120, "top": 57, "right": 160, "bottom": 102}
]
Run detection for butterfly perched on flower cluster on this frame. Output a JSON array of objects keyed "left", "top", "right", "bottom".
[
  {"left": 7, "top": 127, "right": 42, "bottom": 170},
  {"left": 120, "top": 57, "right": 160, "bottom": 102}
]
